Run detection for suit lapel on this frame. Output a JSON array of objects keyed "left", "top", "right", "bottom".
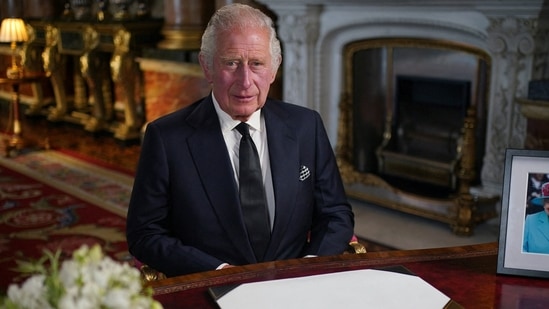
[
  {"left": 262, "top": 102, "right": 301, "bottom": 258},
  {"left": 186, "top": 97, "right": 256, "bottom": 260}
]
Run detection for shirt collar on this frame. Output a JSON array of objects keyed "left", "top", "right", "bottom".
[{"left": 212, "top": 93, "right": 263, "bottom": 133}]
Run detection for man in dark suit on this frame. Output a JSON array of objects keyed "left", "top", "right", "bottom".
[{"left": 126, "top": 3, "right": 354, "bottom": 277}]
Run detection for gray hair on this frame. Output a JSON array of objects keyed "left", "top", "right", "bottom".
[{"left": 200, "top": 3, "right": 282, "bottom": 71}]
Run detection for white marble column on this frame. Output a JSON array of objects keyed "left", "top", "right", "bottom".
[
  {"left": 482, "top": 16, "right": 538, "bottom": 191},
  {"left": 272, "top": 4, "right": 321, "bottom": 109}
]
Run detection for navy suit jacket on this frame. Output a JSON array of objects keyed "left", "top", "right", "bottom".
[{"left": 126, "top": 96, "right": 354, "bottom": 277}]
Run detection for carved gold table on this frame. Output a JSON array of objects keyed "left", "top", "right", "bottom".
[{"left": 28, "top": 19, "right": 163, "bottom": 141}]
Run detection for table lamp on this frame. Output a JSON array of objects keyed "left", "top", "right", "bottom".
[{"left": 0, "top": 18, "right": 29, "bottom": 79}]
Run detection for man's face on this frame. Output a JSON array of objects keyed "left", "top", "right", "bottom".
[
  {"left": 200, "top": 27, "right": 278, "bottom": 122},
  {"left": 545, "top": 200, "right": 549, "bottom": 215}
]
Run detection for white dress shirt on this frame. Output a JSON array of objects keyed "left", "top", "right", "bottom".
[{"left": 212, "top": 94, "right": 276, "bottom": 229}]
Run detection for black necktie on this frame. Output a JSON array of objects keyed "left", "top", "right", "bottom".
[{"left": 236, "top": 122, "right": 270, "bottom": 261}]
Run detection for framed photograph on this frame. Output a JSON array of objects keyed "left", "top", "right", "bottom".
[{"left": 497, "top": 148, "right": 549, "bottom": 278}]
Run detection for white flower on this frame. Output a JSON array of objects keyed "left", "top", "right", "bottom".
[
  {"left": 2, "top": 244, "right": 163, "bottom": 309},
  {"left": 103, "top": 288, "right": 132, "bottom": 308},
  {"left": 6, "top": 275, "right": 53, "bottom": 309}
]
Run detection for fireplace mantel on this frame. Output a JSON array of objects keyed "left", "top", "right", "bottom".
[{"left": 257, "top": 0, "right": 549, "bottom": 195}]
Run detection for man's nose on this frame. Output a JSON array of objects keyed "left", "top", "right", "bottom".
[{"left": 236, "top": 65, "right": 252, "bottom": 88}]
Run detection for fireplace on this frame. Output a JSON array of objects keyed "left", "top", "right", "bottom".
[
  {"left": 332, "top": 37, "right": 497, "bottom": 234},
  {"left": 257, "top": 0, "right": 549, "bottom": 234},
  {"left": 340, "top": 38, "right": 489, "bottom": 194}
]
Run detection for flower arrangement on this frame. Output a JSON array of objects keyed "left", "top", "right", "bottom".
[{"left": 1, "top": 244, "right": 163, "bottom": 309}]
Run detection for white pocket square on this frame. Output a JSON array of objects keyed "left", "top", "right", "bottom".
[{"left": 299, "top": 165, "right": 310, "bottom": 181}]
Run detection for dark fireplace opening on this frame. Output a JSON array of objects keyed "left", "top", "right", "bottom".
[
  {"left": 391, "top": 75, "right": 471, "bottom": 163},
  {"left": 376, "top": 75, "right": 473, "bottom": 197}
]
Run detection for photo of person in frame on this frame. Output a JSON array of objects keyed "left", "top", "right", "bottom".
[
  {"left": 526, "top": 173, "right": 549, "bottom": 215},
  {"left": 523, "top": 181, "right": 549, "bottom": 254}
]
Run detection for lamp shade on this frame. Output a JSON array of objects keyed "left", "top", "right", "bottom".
[{"left": 0, "top": 18, "right": 29, "bottom": 43}]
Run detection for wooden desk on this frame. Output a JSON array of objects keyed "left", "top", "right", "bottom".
[{"left": 150, "top": 242, "right": 549, "bottom": 308}]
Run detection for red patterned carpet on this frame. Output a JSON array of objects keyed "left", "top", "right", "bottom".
[{"left": 0, "top": 150, "right": 133, "bottom": 291}]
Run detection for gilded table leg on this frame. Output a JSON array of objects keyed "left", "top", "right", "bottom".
[
  {"left": 111, "top": 29, "right": 141, "bottom": 140},
  {"left": 42, "top": 25, "right": 69, "bottom": 122}
]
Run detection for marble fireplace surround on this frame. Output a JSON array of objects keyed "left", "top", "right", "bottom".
[{"left": 257, "top": 0, "right": 549, "bottom": 196}]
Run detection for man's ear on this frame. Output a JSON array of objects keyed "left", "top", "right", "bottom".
[
  {"left": 270, "top": 56, "right": 282, "bottom": 83},
  {"left": 198, "top": 53, "right": 213, "bottom": 83}
]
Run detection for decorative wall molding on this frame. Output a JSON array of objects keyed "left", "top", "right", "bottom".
[
  {"left": 483, "top": 16, "right": 537, "bottom": 190},
  {"left": 275, "top": 5, "right": 321, "bottom": 108}
]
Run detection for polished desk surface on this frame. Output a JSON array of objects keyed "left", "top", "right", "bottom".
[{"left": 150, "top": 242, "right": 549, "bottom": 308}]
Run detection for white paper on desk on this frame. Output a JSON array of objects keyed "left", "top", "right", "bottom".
[{"left": 216, "top": 269, "right": 450, "bottom": 309}]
